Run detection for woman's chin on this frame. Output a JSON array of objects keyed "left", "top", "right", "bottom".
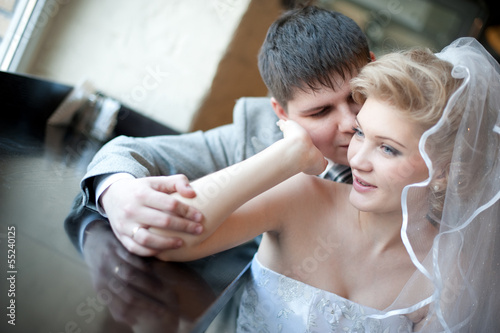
[{"left": 348, "top": 189, "right": 368, "bottom": 211}]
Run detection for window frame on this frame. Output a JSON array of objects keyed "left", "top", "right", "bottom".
[{"left": 0, "top": 0, "right": 55, "bottom": 72}]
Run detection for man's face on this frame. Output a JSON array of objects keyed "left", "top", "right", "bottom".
[{"left": 273, "top": 75, "right": 359, "bottom": 165}]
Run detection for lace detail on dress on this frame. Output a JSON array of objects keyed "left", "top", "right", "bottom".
[{"left": 237, "top": 255, "right": 413, "bottom": 333}]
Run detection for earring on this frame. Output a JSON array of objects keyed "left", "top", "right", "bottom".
[{"left": 433, "top": 184, "right": 440, "bottom": 192}]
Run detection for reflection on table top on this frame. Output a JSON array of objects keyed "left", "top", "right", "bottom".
[
  {"left": 0, "top": 108, "right": 255, "bottom": 332},
  {"left": 66, "top": 198, "right": 255, "bottom": 333}
]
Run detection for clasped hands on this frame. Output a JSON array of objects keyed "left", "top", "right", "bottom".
[{"left": 100, "top": 120, "right": 326, "bottom": 257}]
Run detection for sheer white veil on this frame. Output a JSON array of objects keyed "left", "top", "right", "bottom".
[{"left": 372, "top": 38, "right": 500, "bottom": 332}]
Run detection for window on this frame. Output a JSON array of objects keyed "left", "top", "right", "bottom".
[{"left": 0, "top": 0, "right": 53, "bottom": 72}]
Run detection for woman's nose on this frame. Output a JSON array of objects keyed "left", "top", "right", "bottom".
[{"left": 348, "top": 142, "right": 372, "bottom": 171}]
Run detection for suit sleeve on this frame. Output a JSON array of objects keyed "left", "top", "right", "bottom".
[{"left": 80, "top": 97, "right": 282, "bottom": 210}]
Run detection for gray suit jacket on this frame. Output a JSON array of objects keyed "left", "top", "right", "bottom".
[{"left": 81, "top": 97, "right": 282, "bottom": 210}]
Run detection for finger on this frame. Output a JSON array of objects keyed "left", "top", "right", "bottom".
[
  {"left": 115, "top": 265, "right": 172, "bottom": 301},
  {"left": 108, "top": 261, "right": 172, "bottom": 312},
  {"left": 142, "top": 190, "right": 203, "bottom": 223},
  {"left": 114, "top": 245, "right": 152, "bottom": 272},
  {"left": 146, "top": 213, "right": 204, "bottom": 235},
  {"left": 120, "top": 204, "right": 203, "bottom": 235},
  {"left": 175, "top": 180, "right": 197, "bottom": 198},
  {"left": 122, "top": 223, "right": 189, "bottom": 252},
  {"left": 120, "top": 236, "right": 164, "bottom": 257},
  {"left": 130, "top": 227, "right": 195, "bottom": 251},
  {"left": 149, "top": 175, "right": 196, "bottom": 197},
  {"left": 112, "top": 258, "right": 163, "bottom": 292}
]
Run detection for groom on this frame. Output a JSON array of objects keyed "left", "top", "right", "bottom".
[{"left": 81, "top": 5, "right": 374, "bottom": 256}]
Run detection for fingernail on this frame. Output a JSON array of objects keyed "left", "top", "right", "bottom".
[
  {"left": 175, "top": 240, "right": 183, "bottom": 248},
  {"left": 194, "top": 212, "right": 202, "bottom": 222},
  {"left": 194, "top": 225, "right": 203, "bottom": 234}
]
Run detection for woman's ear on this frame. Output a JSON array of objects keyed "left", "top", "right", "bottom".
[
  {"left": 431, "top": 168, "right": 448, "bottom": 192},
  {"left": 271, "top": 97, "right": 289, "bottom": 120},
  {"left": 370, "top": 51, "right": 376, "bottom": 62}
]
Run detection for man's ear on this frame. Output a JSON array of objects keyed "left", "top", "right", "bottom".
[
  {"left": 271, "top": 97, "right": 289, "bottom": 120},
  {"left": 369, "top": 51, "right": 376, "bottom": 62}
]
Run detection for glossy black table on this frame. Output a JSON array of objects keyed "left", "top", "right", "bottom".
[{"left": 0, "top": 71, "right": 255, "bottom": 333}]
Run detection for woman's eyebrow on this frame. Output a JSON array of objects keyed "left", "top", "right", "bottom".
[
  {"left": 375, "top": 135, "right": 407, "bottom": 149},
  {"left": 355, "top": 116, "right": 407, "bottom": 149}
]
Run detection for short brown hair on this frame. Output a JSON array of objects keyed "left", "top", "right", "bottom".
[{"left": 258, "top": 5, "right": 371, "bottom": 108}]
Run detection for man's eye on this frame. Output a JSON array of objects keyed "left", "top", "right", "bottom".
[{"left": 310, "top": 108, "right": 328, "bottom": 117}]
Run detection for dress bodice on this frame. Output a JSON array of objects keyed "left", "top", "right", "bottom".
[{"left": 237, "top": 255, "right": 413, "bottom": 332}]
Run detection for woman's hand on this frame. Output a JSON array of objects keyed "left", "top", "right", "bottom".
[{"left": 277, "top": 119, "right": 327, "bottom": 176}]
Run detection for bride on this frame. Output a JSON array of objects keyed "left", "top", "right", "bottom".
[{"left": 150, "top": 38, "right": 499, "bottom": 332}]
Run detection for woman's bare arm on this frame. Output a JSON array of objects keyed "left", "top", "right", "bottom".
[{"left": 151, "top": 120, "right": 327, "bottom": 261}]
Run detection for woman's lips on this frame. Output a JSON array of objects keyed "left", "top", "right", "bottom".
[{"left": 352, "top": 176, "right": 377, "bottom": 193}]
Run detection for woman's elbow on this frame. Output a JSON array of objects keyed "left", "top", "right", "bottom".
[{"left": 148, "top": 228, "right": 207, "bottom": 262}]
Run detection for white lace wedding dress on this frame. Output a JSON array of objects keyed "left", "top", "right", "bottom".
[{"left": 236, "top": 255, "right": 413, "bottom": 332}]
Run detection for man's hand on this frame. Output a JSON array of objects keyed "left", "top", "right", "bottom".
[{"left": 100, "top": 175, "right": 204, "bottom": 256}]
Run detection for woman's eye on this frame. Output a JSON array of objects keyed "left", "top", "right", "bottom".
[
  {"left": 352, "top": 127, "right": 364, "bottom": 137},
  {"left": 381, "top": 145, "right": 401, "bottom": 156}
]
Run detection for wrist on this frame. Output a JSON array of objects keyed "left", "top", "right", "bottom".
[
  {"left": 279, "top": 134, "right": 326, "bottom": 176},
  {"left": 281, "top": 135, "right": 315, "bottom": 173},
  {"left": 95, "top": 173, "right": 135, "bottom": 215}
]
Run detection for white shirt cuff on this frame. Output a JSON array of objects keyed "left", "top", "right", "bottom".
[
  {"left": 318, "top": 158, "right": 334, "bottom": 178},
  {"left": 95, "top": 173, "right": 135, "bottom": 216}
]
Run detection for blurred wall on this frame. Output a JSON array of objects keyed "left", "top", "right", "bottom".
[
  {"left": 26, "top": 0, "right": 253, "bottom": 132},
  {"left": 190, "top": 0, "right": 283, "bottom": 131}
]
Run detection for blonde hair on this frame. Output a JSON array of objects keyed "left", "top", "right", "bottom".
[{"left": 350, "top": 48, "right": 465, "bottom": 220}]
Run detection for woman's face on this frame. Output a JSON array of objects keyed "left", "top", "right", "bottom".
[{"left": 347, "top": 97, "right": 429, "bottom": 214}]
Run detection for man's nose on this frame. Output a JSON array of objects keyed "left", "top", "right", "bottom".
[{"left": 338, "top": 105, "right": 357, "bottom": 133}]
